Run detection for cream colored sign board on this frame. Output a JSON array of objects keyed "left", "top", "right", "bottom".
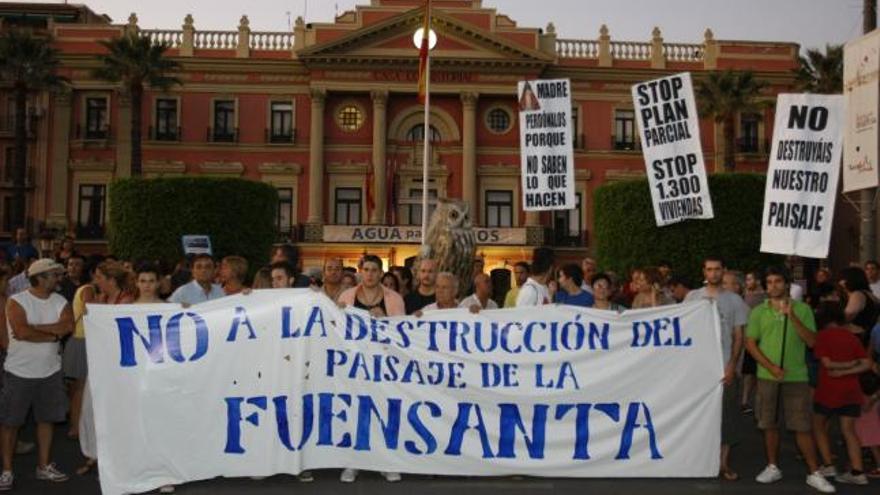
[{"left": 844, "top": 30, "right": 880, "bottom": 192}]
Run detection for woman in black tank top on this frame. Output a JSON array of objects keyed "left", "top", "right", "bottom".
[
  {"left": 353, "top": 255, "right": 387, "bottom": 318},
  {"left": 840, "top": 267, "right": 879, "bottom": 345}
]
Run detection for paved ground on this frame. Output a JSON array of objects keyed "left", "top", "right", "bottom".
[{"left": 5, "top": 414, "right": 877, "bottom": 494}]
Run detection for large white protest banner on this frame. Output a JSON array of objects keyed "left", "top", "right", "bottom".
[
  {"left": 518, "top": 78, "right": 576, "bottom": 210},
  {"left": 85, "top": 291, "right": 723, "bottom": 495},
  {"left": 843, "top": 30, "right": 880, "bottom": 192},
  {"left": 632, "top": 73, "right": 714, "bottom": 226},
  {"left": 761, "top": 94, "right": 844, "bottom": 258}
]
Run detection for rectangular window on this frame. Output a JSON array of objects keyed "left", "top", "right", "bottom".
[
  {"left": 572, "top": 106, "right": 581, "bottom": 148},
  {"left": 155, "top": 98, "right": 178, "bottom": 141},
  {"left": 334, "top": 187, "right": 361, "bottom": 225},
  {"left": 485, "top": 190, "right": 513, "bottom": 228},
  {"left": 740, "top": 113, "right": 760, "bottom": 153},
  {"left": 553, "top": 193, "right": 583, "bottom": 245},
  {"left": 1, "top": 196, "right": 13, "bottom": 233},
  {"left": 270, "top": 102, "right": 294, "bottom": 143},
  {"left": 85, "top": 97, "right": 108, "bottom": 139},
  {"left": 213, "top": 100, "right": 235, "bottom": 142},
  {"left": 3, "top": 147, "right": 12, "bottom": 182},
  {"left": 406, "top": 188, "right": 438, "bottom": 226},
  {"left": 277, "top": 187, "right": 293, "bottom": 234},
  {"left": 77, "top": 184, "right": 106, "bottom": 239},
  {"left": 614, "top": 109, "right": 636, "bottom": 150}
]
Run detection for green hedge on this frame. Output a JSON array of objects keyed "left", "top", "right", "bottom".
[
  {"left": 594, "top": 173, "right": 782, "bottom": 284},
  {"left": 108, "top": 177, "right": 277, "bottom": 270}
]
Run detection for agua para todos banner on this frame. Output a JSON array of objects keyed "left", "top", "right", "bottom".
[
  {"left": 761, "top": 94, "right": 844, "bottom": 258},
  {"left": 518, "top": 78, "right": 576, "bottom": 211},
  {"left": 631, "top": 72, "right": 714, "bottom": 226},
  {"left": 85, "top": 291, "right": 723, "bottom": 495}
]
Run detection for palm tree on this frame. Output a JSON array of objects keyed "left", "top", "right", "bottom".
[
  {"left": 696, "top": 70, "right": 766, "bottom": 172},
  {"left": 94, "top": 32, "right": 181, "bottom": 176},
  {"left": 0, "top": 30, "right": 67, "bottom": 229},
  {"left": 796, "top": 44, "right": 843, "bottom": 94}
]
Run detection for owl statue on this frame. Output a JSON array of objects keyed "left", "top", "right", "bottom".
[{"left": 419, "top": 198, "right": 477, "bottom": 298}]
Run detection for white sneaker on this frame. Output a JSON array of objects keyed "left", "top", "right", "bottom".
[
  {"left": 297, "top": 471, "right": 314, "bottom": 482},
  {"left": 818, "top": 465, "right": 837, "bottom": 477},
  {"left": 0, "top": 471, "right": 12, "bottom": 491},
  {"left": 159, "top": 485, "right": 175, "bottom": 494},
  {"left": 340, "top": 468, "right": 358, "bottom": 483},
  {"left": 382, "top": 471, "right": 401, "bottom": 482},
  {"left": 835, "top": 471, "right": 868, "bottom": 485},
  {"left": 35, "top": 463, "right": 68, "bottom": 483},
  {"left": 806, "top": 471, "right": 836, "bottom": 493},
  {"left": 756, "top": 464, "right": 783, "bottom": 484}
]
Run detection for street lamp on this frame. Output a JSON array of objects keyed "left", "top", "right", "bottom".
[{"left": 412, "top": 27, "right": 438, "bottom": 50}]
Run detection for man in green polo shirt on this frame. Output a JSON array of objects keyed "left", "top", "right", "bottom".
[{"left": 745, "top": 266, "right": 834, "bottom": 493}]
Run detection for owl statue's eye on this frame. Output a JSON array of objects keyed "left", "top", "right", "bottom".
[{"left": 451, "top": 211, "right": 458, "bottom": 219}]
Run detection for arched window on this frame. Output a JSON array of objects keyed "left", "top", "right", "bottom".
[{"left": 406, "top": 124, "right": 441, "bottom": 142}]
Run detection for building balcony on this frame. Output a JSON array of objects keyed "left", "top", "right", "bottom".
[
  {"left": 74, "top": 124, "right": 112, "bottom": 143},
  {"left": 549, "top": 228, "right": 587, "bottom": 248},
  {"left": 736, "top": 137, "right": 769, "bottom": 155},
  {"left": 265, "top": 128, "right": 296, "bottom": 144},
  {"left": 0, "top": 114, "right": 37, "bottom": 138},
  {"left": 207, "top": 127, "right": 238, "bottom": 143},
  {"left": 611, "top": 136, "right": 641, "bottom": 151},
  {"left": 148, "top": 125, "right": 182, "bottom": 142}
]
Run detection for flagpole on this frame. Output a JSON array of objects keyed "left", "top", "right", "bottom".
[{"left": 420, "top": 42, "right": 431, "bottom": 245}]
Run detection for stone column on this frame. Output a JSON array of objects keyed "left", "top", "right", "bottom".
[
  {"left": 370, "top": 90, "right": 388, "bottom": 224},
  {"left": 180, "top": 15, "right": 194, "bottom": 57},
  {"left": 116, "top": 92, "right": 132, "bottom": 178},
  {"left": 236, "top": 15, "right": 250, "bottom": 58},
  {"left": 461, "top": 92, "right": 479, "bottom": 225},
  {"left": 650, "top": 27, "right": 666, "bottom": 69},
  {"left": 47, "top": 92, "right": 71, "bottom": 227},
  {"left": 703, "top": 29, "right": 718, "bottom": 70},
  {"left": 307, "top": 88, "right": 326, "bottom": 224},
  {"left": 598, "top": 25, "right": 612, "bottom": 67}
]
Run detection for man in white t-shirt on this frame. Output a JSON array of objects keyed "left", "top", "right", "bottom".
[
  {"left": 460, "top": 273, "right": 498, "bottom": 312},
  {"left": 516, "top": 247, "right": 555, "bottom": 307},
  {"left": 420, "top": 272, "right": 459, "bottom": 312},
  {"left": 0, "top": 259, "right": 74, "bottom": 489},
  {"left": 866, "top": 260, "right": 880, "bottom": 299}
]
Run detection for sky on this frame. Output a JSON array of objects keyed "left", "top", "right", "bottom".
[{"left": 38, "top": 0, "right": 861, "bottom": 51}]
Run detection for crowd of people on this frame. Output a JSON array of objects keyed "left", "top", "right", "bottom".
[{"left": 0, "top": 229, "right": 878, "bottom": 493}]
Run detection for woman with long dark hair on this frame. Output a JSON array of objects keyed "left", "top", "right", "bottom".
[{"left": 838, "top": 267, "right": 879, "bottom": 345}]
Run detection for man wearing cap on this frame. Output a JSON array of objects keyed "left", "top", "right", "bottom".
[{"left": 0, "top": 259, "right": 74, "bottom": 489}]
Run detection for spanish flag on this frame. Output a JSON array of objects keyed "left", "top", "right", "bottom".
[{"left": 417, "top": 0, "right": 432, "bottom": 104}]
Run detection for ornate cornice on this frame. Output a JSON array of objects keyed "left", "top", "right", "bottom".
[{"left": 259, "top": 162, "right": 303, "bottom": 175}]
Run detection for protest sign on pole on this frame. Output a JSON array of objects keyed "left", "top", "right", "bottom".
[
  {"left": 518, "top": 78, "right": 576, "bottom": 210},
  {"left": 85, "top": 291, "right": 723, "bottom": 495},
  {"left": 631, "top": 73, "right": 714, "bottom": 226},
  {"left": 843, "top": 30, "right": 880, "bottom": 192},
  {"left": 760, "top": 94, "right": 844, "bottom": 258}
]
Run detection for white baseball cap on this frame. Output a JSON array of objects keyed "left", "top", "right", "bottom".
[{"left": 27, "top": 258, "right": 65, "bottom": 277}]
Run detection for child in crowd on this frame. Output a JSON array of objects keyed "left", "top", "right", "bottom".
[{"left": 811, "top": 301, "right": 872, "bottom": 485}]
